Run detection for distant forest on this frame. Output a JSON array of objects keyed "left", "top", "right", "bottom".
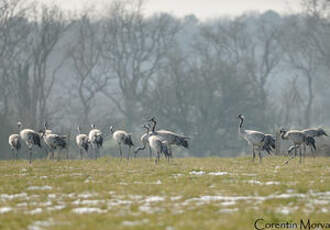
[{"left": 1, "top": 0, "right": 330, "bottom": 158}]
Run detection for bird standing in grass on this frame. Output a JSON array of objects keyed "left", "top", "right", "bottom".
[
  {"left": 237, "top": 114, "right": 273, "bottom": 162},
  {"left": 17, "top": 121, "right": 42, "bottom": 164},
  {"left": 110, "top": 126, "right": 134, "bottom": 160},
  {"left": 41, "top": 122, "right": 67, "bottom": 160},
  {"left": 8, "top": 134, "right": 21, "bottom": 160},
  {"left": 148, "top": 117, "right": 189, "bottom": 157},
  {"left": 76, "top": 126, "right": 89, "bottom": 160},
  {"left": 134, "top": 123, "right": 152, "bottom": 159},
  {"left": 280, "top": 128, "right": 316, "bottom": 164},
  {"left": 88, "top": 124, "right": 103, "bottom": 159},
  {"left": 144, "top": 124, "right": 170, "bottom": 164}
]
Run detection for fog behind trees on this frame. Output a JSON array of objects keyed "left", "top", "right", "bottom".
[{"left": 1, "top": 0, "right": 330, "bottom": 158}]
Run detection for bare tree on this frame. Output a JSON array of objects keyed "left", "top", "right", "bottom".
[
  {"left": 10, "top": 4, "right": 72, "bottom": 128},
  {"left": 280, "top": 16, "right": 321, "bottom": 127},
  {"left": 101, "top": 0, "right": 180, "bottom": 128},
  {"left": 68, "top": 14, "right": 108, "bottom": 125}
]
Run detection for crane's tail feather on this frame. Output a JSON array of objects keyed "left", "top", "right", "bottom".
[
  {"left": 174, "top": 136, "right": 189, "bottom": 148},
  {"left": 124, "top": 136, "right": 134, "bottom": 146},
  {"left": 55, "top": 136, "right": 67, "bottom": 149},
  {"left": 32, "top": 133, "right": 41, "bottom": 148},
  {"left": 306, "top": 136, "right": 316, "bottom": 151},
  {"left": 82, "top": 141, "right": 89, "bottom": 152},
  {"left": 262, "top": 135, "right": 275, "bottom": 154},
  {"left": 95, "top": 135, "right": 103, "bottom": 148}
]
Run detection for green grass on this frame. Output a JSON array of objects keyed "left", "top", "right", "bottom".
[{"left": 0, "top": 156, "right": 329, "bottom": 230}]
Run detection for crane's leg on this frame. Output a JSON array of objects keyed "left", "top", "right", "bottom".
[
  {"left": 168, "top": 145, "right": 173, "bottom": 158},
  {"left": 148, "top": 145, "right": 152, "bottom": 160},
  {"left": 80, "top": 149, "right": 83, "bottom": 160},
  {"left": 127, "top": 146, "right": 131, "bottom": 160},
  {"left": 252, "top": 145, "right": 256, "bottom": 162},
  {"left": 66, "top": 147, "right": 69, "bottom": 160},
  {"left": 29, "top": 147, "right": 32, "bottom": 164},
  {"left": 299, "top": 146, "right": 302, "bottom": 164},
  {"left": 15, "top": 149, "right": 18, "bottom": 161},
  {"left": 258, "top": 150, "right": 262, "bottom": 163},
  {"left": 294, "top": 145, "right": 297, "bottom": 158},
  {"left": 119, "top": 143, "right": 123, "bottom": 161},
  {"left": 155, "top": 151, "right": 159, "bottom": 164}
]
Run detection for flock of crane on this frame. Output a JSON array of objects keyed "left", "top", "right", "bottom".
[
  {"left": 8, "top": 117, "right": 189, "bottom": 164},
  {"left": 237, "top": 114, "right": 327, "bottom": 164},
  {"left": 7, "top": 115, "right": 328, "bottom": 164}
]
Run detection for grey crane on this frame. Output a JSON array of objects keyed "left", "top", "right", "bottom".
[
  {"left": 88, "top": 124, "right": 103, "bottom": 159},
  {"left": 280, "top": 128, "right": 316, "bottom": 164},
  {"left": 143, "top": 124, "right": 170, "bottom": 164},
  {"left": 302, "top": 128, "right": 328, "bottom": 138},
  {"left": 148, "top": 117, "right": 189, "bottom": 157},
  {"left": 110, "top": 126, "right": 134, "bottom": 160},
  {"left": 288, "top": 128, "right": 327, "bottom": 156},
  {"left": 76, "top": 126, "right": 89, "bottom": 160},
  {"left": 17, "top": 121, "right": 42, "bottom": 164},
  {"left": 8, "top": 134, "right": 21, "bottom": 160},
  {"left": 41, "top": 122, "right": 67, "bottom": 160},
  {"left": 133, "top": 123, "right": 152, "bottom": 159},
  {"left": 261, "top": 134, "right": 276, "bottom": 155},
  {"left": 237, "top": 114, "right": 273, "bottom": 162}
]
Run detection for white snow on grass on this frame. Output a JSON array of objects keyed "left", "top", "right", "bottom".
[
  {"left": 121, "top": 219, "right": 149, "bottom": 226},
  {"left": 27, "top": 186, "right": 52, "bottom": 191},
  {"left": 0, "top": 207, "right": 12, "bottom": 214},
  {"left": 145, "top": 196, "right": 165, "bottom": 202},
  {"left": 77, "top": 192, "right": 97, "bottom": 199},
  {"left": 208, "top": 172, "right": 229, "bottom": 176},
  {"left": 189, "top": 171, "right": 206, "bottom": 175},
  {"left": 72, "top": 207, "right": 106, "bottom": 214},
  {"left": 170, "top": 196, "right": 182, "bottom": 201},
  {"left": 29, "top": 208, "right": 43, "bottom": 215},
  {"left": 47, "top": 205, "right": 66, "bottom": 211},
  {"left": 0, "top": 193, "right": 28, "bottom": 200},
  {"left": 246, "top": 180, "right": 263, "bottom": 185},
  {"left": 27, "top": 219, "right": 55, "bottom": 230},
  {"left": 265, "top": 181, "right": 281, "bottom": 185},
  {"left": 219, "top": 208, "right": 239, "bottom": 213},
  {"left": 72, "top": 199, "right": 103, "bottom": 205}
]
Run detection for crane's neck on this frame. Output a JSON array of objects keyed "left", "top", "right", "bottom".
[
  {"left": 151, "top": 120, "right": 156, "bottom": 132},
  {"left": 110, "top": 127, "right": 114, "bottom": 135},
  {"left": 238, "top": 117, "right": 244, "bottom": 135},
  {"left": 280, "top": 131, "right": 287, "bottom": 139}
]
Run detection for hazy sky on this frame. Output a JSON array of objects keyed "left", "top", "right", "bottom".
[{"left": 46, "top": 0, "right": 302, "bottom": 19}]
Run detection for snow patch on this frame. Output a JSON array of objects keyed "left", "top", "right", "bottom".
[
  {"left": 121, "top": 219, "right": 149, "bottom": 226},
  {"left": 27, "top": 186, "right": 52, "bottom": 191},
  {"left": 72, "top": 207, "right": 106, "bottom": 214},
  {"left": 189, "top": 171, "right": 205, "bottom": 175},
  {"left": 0, "top": 207, "right": 12, "bottom": 214}
]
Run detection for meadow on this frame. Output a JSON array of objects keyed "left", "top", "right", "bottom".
[{"left": 0, "top": 156, "right": 329, "bottom": 230}]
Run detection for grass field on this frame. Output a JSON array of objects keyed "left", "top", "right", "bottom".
[{"left": 0, "top": 156, "right": 329, "bottom": 230}]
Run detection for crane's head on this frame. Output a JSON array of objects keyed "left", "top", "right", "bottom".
[
  {"left": 148, "top": 117, "right": 156, "bottom": 122},
  {"left": 91, "top": 124, "right": 96, "bottom": 129},
  {"left": 17, "top": 121, "right": 22, "bottom": 128},
  {"left": 109, "top": 126, "right": 113, "bottom": 134},
  {"left": 279, "top": 128, "right": 287, "bottom": 134},
  {"left": 44, "top": 121, "right": 48, "bottom": 130},
  {"left": 237, "top": 114, "right": 244, "bottom": 120},
  {"left": 318, "top": 128, "right": 328, "bottom": 136}
]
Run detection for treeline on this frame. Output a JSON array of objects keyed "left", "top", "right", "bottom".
[{"left": 1, "top": 0, "right": 330, "bottom": 158}]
